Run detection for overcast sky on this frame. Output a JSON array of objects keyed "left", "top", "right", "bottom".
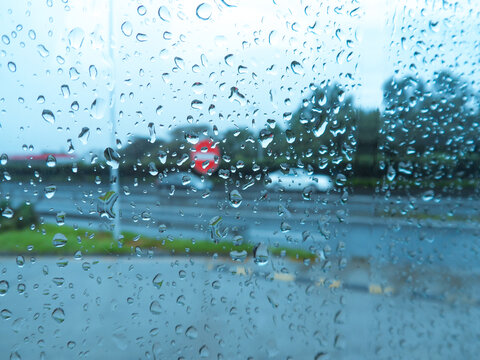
[{"left": 0, "top": 0, "right": 477, "bottom": 156}]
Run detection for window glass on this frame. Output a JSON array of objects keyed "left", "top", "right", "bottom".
[{"left": 0, "top": 0, "right": 478, "bottom": 358}]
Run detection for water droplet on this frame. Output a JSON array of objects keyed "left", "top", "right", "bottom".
[
  {"left": 229, "top": 190, "right": 242, "bottom": 208},
  {"left": 313, "top": 119, "right": 328, "bottom": 137},
  {"left": 0, "top": 309, "right": 12, "bottom": 319},
  {"left": 69, "top": 66, "right": 80, "bottom": 80},
  {"left": 9, "top": 351, "right": 21, "bottom": 360},
  {"left": 137, "top": 5, "right": 147, "bottom": 16},
  {"left": 51, "top": 308, "right": 65, "bottom": 323},
  {"left": 268, "top": 30, "right": 278, "bottom": 45},
  {"left": 181, "top": 175, "right": 191, "bottom": 185},
  {"left": 7, "top": 61, "right": 16, "bottom": 72},
  {"left": 89, "top": 65, "right": 97, "bottom": 79},
  {"left": 422, "top": 190, "right": 434, "bottom": 202},
  {"left": 191, "top": 100, "right": 203, "bottom": 110},
  {"left": 136, "top": 33, "right": 148, "bottom": 42},
  {"left": 1, "top": 35, "right": 10, "bottom": 45},
  {"left": 429, "top": 20, "right": 439, "bottom": 33},
  {"left": 150, "top": 300, "right": 161, "bottom": 315},
  {"left": 302, "top": 186, "right": 314, "bottom": 200},
  {"left": 52, "top": 233, "right": 67, "bottom": 248},
  {"left": 335, "top": 174, "right": 347, "bottom": 187},
  {"left": 56, "top": 211, "right": 66, "bottom": 226},
  {"left": 71, "top": 101, "right": 79, "bottom": 111},
  {"left": 285, "top": 129, "right": 296, "bottom": 143},
  {"left": 148, "top": 122, "right": 156, "bottom": 143},
  {"left": 0, "top": 154, "right": 8, "bottom": 166},
  {"left": 148, "top": 162, "right": 158, "bottom": 176},
  {"left": 78, "top": 127, "right": 90, "bottom": 145},
  {"left": 158, "top": 6, "right": 171, "bottom": 21},
  {"left": 290, "top": 61, "right": 304, "bottom": 75},
  {"left": 280, "top": 221, "right": 291, "bottom": 233},
  {"left": 229, "top": 250, "right": 247, "bottom": 262},
  {"left": 97, "top": 191, "right": 118, "bottom": 219},
  {"left": 68, "top": 27, "right": 85, "bottom": 49},
  {"left": 155, "top": 105, "right": 163, "bottom": 115},
  {"left": 91, "top": 98, "right": 107, "bottom": 119},
  {"left": 104, "top": 147, "right": 120, "bottom": 169},
  {"left": 199, "top": 345, "right": 210, "bottom": 358},
  {"left": 37, "top": 44, "right": 49, "bottom": 57},
  {"left": 209, "top": 216, "right": 226, "bottom": 243},
  {"left": 152, "top": 274, "right": 163, "bottom": 289},
  {"left": 192, "top": 82, "right": 204, "bottom": 94},
  {"left": 16, "top": 256, "right": 24, "bottom": 267},
  {"left": 158, "top": 151, "right": 167, "bottom": 164},
  {"left": 121, "top": 21, "right": 133, "bottom": 37},
  {"left": 196, "top": 3, "right": 212, "bottom": 20},
  {"left": 253, "top": 243, "right": 269, "bottom": 266},
  {"left": 2, "top": 207, "right": 13, "bottom": 219},
  {"left": 46, "top": 154, "right": 57, "bottom": 168},
  {"left": 42, "top": 110, "right": 55, "bottom": 124},
  {"left": 0, "top": 280, "right": 9, "bottom": 295},
  {"left": 44, "top": 185, "right": 56, "bottom": 199},
  {"left": 185, "top": 326, "right": 198, "bottom": 339},
  {"left": 60, "top": 84, "right": 70, "bottom": 98},
  {"left": 259, "top": 129, "right": 273, "bottom": 148},
  {"left": 387, "top": 165, "right": 396, "bottom": 181},
  {"left": 185, "top": 131, "right": 199, "bottom": 144}
]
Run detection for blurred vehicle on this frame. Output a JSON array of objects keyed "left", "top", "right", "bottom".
[
  {"left": 265, "top": 168, "right": 332, "bottom": 192},
  {"left": 157, "top": 172, "right": 212, "bottom": 191}
]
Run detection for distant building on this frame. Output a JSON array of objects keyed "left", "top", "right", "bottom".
[{"left": 8, "top": 153, "right": 77, "bottom": 165}]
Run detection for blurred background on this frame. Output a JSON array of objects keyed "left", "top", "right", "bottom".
[{"left": 0, "top": 0, "right": 479, "bottom": 359}]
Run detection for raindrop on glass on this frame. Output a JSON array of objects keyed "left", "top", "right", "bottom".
[
  {"left": 44, "top": 185, "right": 57, "bottom": 199},
  {"left": 121, "top": 21, "right": 133, "bottom": 37},
  {"left": 7, "top": 61, "right": 16, "bottom": 72},
  {"left": 104, "top": 147, "right": 120, "bottom": 169},
  {"left": 253, "top": 243, "right": 269, "bottom": 266},
  {"left": 46, "top": 154, "right": 56, "bottom": 168},
  {"left": 290, "top": 60, "right": 304, "bottom": 75},
  {"left": 42, "top": 110, "right": 55, "bottom": 124},
  {"left": 78, "top": 127, "right": 90, "bottom": 145},
  {"left": 52, "top": 233, "right": 67, "bottom": 248},
  {"left": 229, "top": 190, "right": 242, "bottom": 208},
  {"left": 158, "top": 6, "right": 171, "bottom": 21},
  {"left": 91, "top": 98, "right": 107, "bottom": 119},
  {"left": 150, "top": 300, "right": 162, "bottom": 315},
  {"left": 0, "top": 280, "right": 9, "bottom": 296},
  {"left": 68, "top": 27, "right": 85, "bottom": 49},
  {"left": 51, "top": 308, "right": 65, "bottom": 323},
  {"left": 196, "top": 3, "right": 212, "bottom": 20}
]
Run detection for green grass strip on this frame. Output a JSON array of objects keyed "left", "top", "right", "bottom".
[{"left": 0, "top": 223, "right": 317, "bottom": 261}]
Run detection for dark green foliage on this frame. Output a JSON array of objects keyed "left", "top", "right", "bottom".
[{"left": 0, "top": 201, "right": 38, "bottom": 232}]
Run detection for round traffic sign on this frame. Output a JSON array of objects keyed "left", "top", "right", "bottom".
[{"left": 190, "top": 139, "right": 221, "bottom": 174}]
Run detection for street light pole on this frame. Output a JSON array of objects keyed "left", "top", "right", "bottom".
[{"left": 108, "top": 0, "right": 120, "bottom": 242}]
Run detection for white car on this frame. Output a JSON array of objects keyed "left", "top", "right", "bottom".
[
  {"left": 157, "top": 172, "right": 213, "bottom": 191},
  {"left": 265, "top": 168, "right": 332, "bottom": 192}
]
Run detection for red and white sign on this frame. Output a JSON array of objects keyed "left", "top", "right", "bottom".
[{"left": 190, "top": 139, "right": 220, "bottom": 174}]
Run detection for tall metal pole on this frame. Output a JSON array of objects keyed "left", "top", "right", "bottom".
[{"left": 108, "top": 0, "right": 121, "bottom": 242}]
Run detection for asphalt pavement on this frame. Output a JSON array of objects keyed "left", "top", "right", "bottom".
[{"left": 1, "top": 182, "right": 480, "bottom": 358}]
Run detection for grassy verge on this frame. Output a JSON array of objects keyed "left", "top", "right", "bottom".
[{"left": 0, "top": 224, "right": 317, "bottom": 261}]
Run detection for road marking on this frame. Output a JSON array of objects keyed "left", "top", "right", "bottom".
[
  {"left": 273, "top": 273, "right": 295, "bottom": 282},
  {"left": 329, "top": 280, "right": 341, "bottom": 288},
  {"left": 214, "top": 263, "right": 396, "bottom": 297},
  {"left": 236, "top": 266, "right": 247, "bottom": 275},
  {"left": 369, "top": 284, "right": 383, "bottom": 294}
]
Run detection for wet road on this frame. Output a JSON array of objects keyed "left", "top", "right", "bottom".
[
  {"left": 1, "top": 183, "right": 480, "bottom": 272},
  {"left": 1, "top": 182, "right": 479, "bottom": 358},
  {"left": 0, "top": 256, "right": 478, "bottom": 359}
]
